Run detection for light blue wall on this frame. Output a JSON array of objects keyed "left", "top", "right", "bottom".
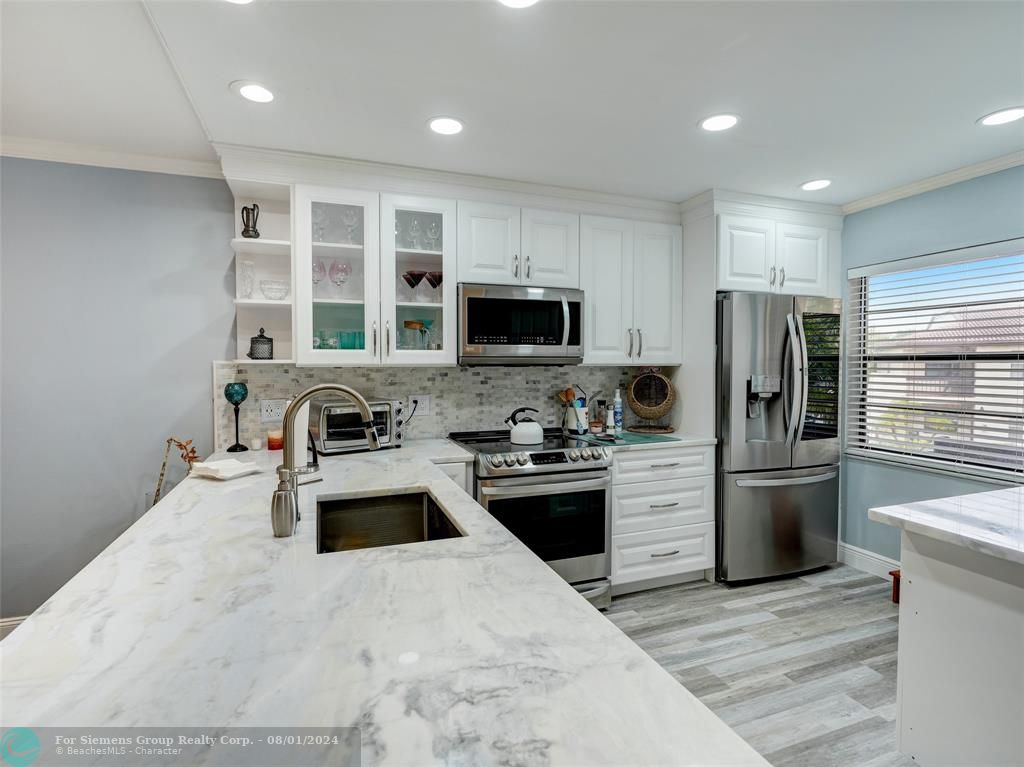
[
  {"left": 841, "top": 164, "right": 1024, "bottom": 560},
  {"left": 1, "top": 158, "right": 235, "bottom": 617}
]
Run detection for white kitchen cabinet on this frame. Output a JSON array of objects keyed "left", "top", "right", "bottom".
[
  {"left": 717, "top": 214, "right": 830, "bottom": 296},
  {"left": 458, "top": 202, "right": 580, "bottom": 288},
  {"left": 581, "top": 216, "right": 682, "bottom": 365},
  {"left": 521, "top": 208, "right": 580, "bottom": 288},
  {"left": 435, "top": 461, "right": 471, "bottom": 494},
  {"left": 717, "top": 214, "right": 775, "bottom": 292},
  {"left": 612, "top": 476, "right": 714, "bottom": 535},
  {"left": 776, "top": 222, "right": 829, "bottom": 295},
  {"left": 611, "top": 523, "right": 715, "bottom": 586},
  {"left": 381, "top": 194, "right": 457, "bottom": 365},
  {"left": 612, "top": 444, "right": 715, "bottom": 484},
  {"left": 581, "top": 216, "right": 635, "bottom": 364},
  {"left": 294, "top": 184, "right": 381, "bottom": 366},
  {"left": 457, "top": 201, "right": 521, "bottom": 285},
  {"left": 632, "top": 222, "right": 683, "bottom": 364}
]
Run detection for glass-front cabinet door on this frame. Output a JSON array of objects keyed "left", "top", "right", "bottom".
[
  {"left": 380, "top": 194, "right": 457, "bottom": 365},
  {"left": 294, "top": 185, "right": 380, "bottom": 365}
]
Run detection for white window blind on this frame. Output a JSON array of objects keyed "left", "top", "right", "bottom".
[{"left": 846, "top": 248, "right": 1024, "bottom": 479}]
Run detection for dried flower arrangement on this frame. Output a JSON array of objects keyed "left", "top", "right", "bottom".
[{"left": 153, "top": 438, "right": 199, "bottom": 506}]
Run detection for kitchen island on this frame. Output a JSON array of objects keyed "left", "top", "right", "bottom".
[
  {"left": 870, "top": 485, "right": 1024, "bottom": 767},
  {"left": 1, "top": 439, "right": 766, "bottom": 766}
]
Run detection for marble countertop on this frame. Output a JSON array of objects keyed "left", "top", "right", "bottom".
[
  {"left": 1, "top": 439, "right": 765, "bottom": 766},
  {"left": 869, "top": 485, "right": 1024, "bottom": 565}
]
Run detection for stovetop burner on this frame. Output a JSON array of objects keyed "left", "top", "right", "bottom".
[{"left": 448, "top": 428, "right": 612, "bottom": 477}]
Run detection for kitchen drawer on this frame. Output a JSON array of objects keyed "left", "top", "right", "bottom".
[
  {"left": 612, "top": 444, "right": 714, "bottom": 484},
  {"left": 611, "top": 523, "right": 714, "bottom": 585},
  {"left": 435, "top": 461, "right": 471, "bottom": 494},
  {"left": 613, "top": 475, "right": 714, "bottom": 535}
]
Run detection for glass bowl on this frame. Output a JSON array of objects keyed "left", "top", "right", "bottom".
[{"left": 259, "top": 280, "right": 290, "bottom": 301}]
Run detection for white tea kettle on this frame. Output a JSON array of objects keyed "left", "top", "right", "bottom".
[{"left": 505, "top": 407, "right": 544, "bottom": 444}]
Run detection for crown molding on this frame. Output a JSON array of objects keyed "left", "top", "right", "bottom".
[
  {"left": 841, "top": 151, "right": 1024, "bottom": 215},
  {"left": 0, "top": 136, "right": 223, "bottom": 180},
  {"left": 214, "top": 143, "right": 683, "bottom": 223}
]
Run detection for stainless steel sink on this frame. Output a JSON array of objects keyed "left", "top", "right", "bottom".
[{"left": 317, "top": 492, "right": 464, "bottom": 553}]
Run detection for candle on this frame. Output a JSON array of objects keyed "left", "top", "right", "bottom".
[{"left": 267, "top": 429, "right": 284, "bottom": 451}]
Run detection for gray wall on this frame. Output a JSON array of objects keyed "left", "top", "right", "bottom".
[
  {"left": 840, "top": 165, "right": 1024, "bottom": 560},
  {"left": 1, "top": 158, "right": 235, "bottom": 617}
]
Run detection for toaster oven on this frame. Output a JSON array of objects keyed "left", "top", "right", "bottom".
[{"left": 309, "top": 399, "right": 404, "bottom": 455}]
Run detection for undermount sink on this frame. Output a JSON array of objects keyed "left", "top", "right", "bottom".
[{"left": 317, "top": 491, "right": 464, "bottom": 553}]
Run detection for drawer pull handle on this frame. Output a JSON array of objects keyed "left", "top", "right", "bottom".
[
  {"left": 650, "top": 549, "right": 680, "bottom": 559},
  {"left": 651, "top": 462, "right": 681, "bottom": 469},
  {"left": 649, "top": 502, "right": 679, "bottom": 509}
]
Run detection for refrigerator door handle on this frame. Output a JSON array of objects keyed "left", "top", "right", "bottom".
[
  {"left": 736, "top": 470, "right": 837, "bottom": 488},
  {"left": 795, "top": 313, "right": 810, "bottom": 444},
  {"left": 784, "top": 313, "right": 804, "bottom": 447}
]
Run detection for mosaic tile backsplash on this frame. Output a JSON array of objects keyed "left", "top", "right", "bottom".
[{"left": 212, "top": 363, "right": 661, "bottom": 452}]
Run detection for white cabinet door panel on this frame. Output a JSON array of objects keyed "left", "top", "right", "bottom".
[
  {"left": 581, "top": 216, "right": 634, "bottom": 364},
  {"left": 717, "top": 214, "right": 775, "bottom": 292},
  {"left": 611, "top": 523, "right": 715, "bottom": 585},
  {"left": 633, "top": 222, "right": 682, "bottom": 364},
  {"left": 776, "top": 222, "right": 828, "bottom": 296},
  {"left": 457, "top": 202, "right": 520, "bottom": 285},
  {"left": 612, "top": 445, "right": 715, "bottom": 485},
  {"left": 522, "top": 208, "right": 580, "bottom": 288},
  {"left": 435, "top": 461, "right": 470, "bottom": 494},
  {"left": 613, "top": 476, "right": 714, "bottom": 535}
]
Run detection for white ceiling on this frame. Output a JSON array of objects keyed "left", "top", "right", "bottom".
[
  {"left": 4, "top": 1, "right": 1023, "bottom": 205},
  {"left": 0, "top": 1, "right": 215, "bottom": 165}
]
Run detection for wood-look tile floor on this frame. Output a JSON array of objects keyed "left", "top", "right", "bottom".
[{"left": 605, "top": 565, "right": 912, "bottom": 767}]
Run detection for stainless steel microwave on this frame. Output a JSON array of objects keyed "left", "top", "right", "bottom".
[
  {"left": 458, "top": 283, "right": 584, "bottom": 365},
  {"left": 309, "top": 399, "right": 404, "bottom": 455}
]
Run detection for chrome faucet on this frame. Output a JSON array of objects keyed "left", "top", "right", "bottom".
[{"left": 270, "top": 383, "right": 380, "bottom": 537}]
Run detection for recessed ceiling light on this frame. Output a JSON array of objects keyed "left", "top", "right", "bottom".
[
  {"left": 977, "top": 107, "right": 1024, "bottom": 126},
  {"left": 800, "top": 179, "right": 832, "bottom": 192},
  {"left": 498, "top": 0, "right": 540, "bottom": 7},
  {"left": 700, "top": 114, "right": 739, "bottom": 132},
  {"left": 429, "top": 117, "right": 463, "bottom": 135},
  {"left": 230, "top": 80, "right": 274, "bottom": 103}
]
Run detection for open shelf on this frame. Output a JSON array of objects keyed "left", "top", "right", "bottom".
[
  {"left": 313, "top": 297, "right": 364, "bottom": 305},
  {"left": 234, "top": 298, "right": 292, "bottom": 308},
  {"left": 232, "top": 358, "right": 295, "bottom": 365},
  {"left": 231, "top": 238, "right": 291, "bottom": 257},
  {"left": 396, "top": 247, "right": 443, "bottom": 257},
  {"left": 396, "top": 301, "right": 443, "bottom": 309}
]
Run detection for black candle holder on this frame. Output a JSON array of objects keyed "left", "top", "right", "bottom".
[{"left": 223, "top": 383, "right": 249, "bottom": 452}]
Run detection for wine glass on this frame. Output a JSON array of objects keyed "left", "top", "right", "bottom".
[
  {"left": 311, "top": 259, "right": 326, "bottom": 285},
  {"left": 409, "top": 218, "right": 423, "bottom": 250},
  {"left": 425, "top": 221, "right": 440, "bottom": 251},
  {"left": 312, "top": 206, "right": 326, "bottom": 243},
  {"left": 341, "top": 209, "right": 359, "bottom": 244},
  {"left": 329, "top": 260, "right": 352, "bottom": 286}
]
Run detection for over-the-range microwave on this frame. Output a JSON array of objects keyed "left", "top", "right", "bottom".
[{"left": 458, "top": 283, "right": 584, "bottom": 365}]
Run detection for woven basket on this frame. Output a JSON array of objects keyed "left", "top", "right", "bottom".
[{"left": 626, "top": 370, "right": 675, "bottom": 421}]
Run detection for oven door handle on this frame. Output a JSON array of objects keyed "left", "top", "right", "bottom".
[{"left": 479, "top": 476, "right": 610, "bottom": 498}]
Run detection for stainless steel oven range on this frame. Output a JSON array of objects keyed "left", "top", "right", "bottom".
[{"left": 448, "top": 428, "right": 612, "bottom": 609}]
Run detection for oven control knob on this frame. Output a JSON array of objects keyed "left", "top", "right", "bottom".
[
  {"left": 580, "top": 448, "right": 592, "bottom": 460},
  {"left": 568, "top": 449, "right": 581, "bottom": 462},
  {"left": 489, "top": 455, "right": 504, "bottom": 468},
  {"left": 503, "top": 454, "right": 517, "bottom": 467},
  {"left": 601, "top": 447, "right": 612, "bottom": 460},
  {"left": 516, "top": 453, "right": 529, "bottom": 466}
]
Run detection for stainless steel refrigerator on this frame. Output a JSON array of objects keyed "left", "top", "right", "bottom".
[{"left": 716, "top": 292, "right": 842, "bottom": 584}]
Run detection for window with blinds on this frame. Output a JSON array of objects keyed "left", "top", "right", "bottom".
[{"left": 846, "top": 248, "right": 1024, "bottom": 479}]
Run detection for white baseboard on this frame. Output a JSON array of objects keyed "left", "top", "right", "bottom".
[
  {"left": 838, "top": 542, "right": 900, "bottom": 580},
  {"left": 0, "top": 616, "right": 26, "bottom": 640},
  {"left": 611, "top": 570, "right": 706, "bottom": 597}
]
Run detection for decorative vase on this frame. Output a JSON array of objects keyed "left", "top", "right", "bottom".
[
  {"left": 239, "top": 260, "right": 256, "bottom": 299},
  {"left": 240, "top": 203, "right": 260, "bottom": 239},
  {"left": 224, "top": 383, "right": 249, "bottom": 452}
]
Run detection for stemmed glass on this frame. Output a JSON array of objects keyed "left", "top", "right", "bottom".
[
  {"left": 341, "top": 209, "right": 359, "bottom": 244},
  {"left": 425, "top": 221, "right": 440, "bottom": 251},
  {"left": 329, "top": 260, "right": 352, "bottom": 286},
  {"left": 409, "top": 218, "right": 423, "bottom": 250},
  {"left": 312, "top": 206, "right": 326, "bottom": 243},
  {"left": 311, "top": 259, "right": 326, "bottom": 286}
]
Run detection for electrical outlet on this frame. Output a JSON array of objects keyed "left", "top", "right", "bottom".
[
  {"left": 260, "top": 399, "right": 288, "bottom": 423},
  {"left": 409, "top": 394, "right": 432, "bottom": 417}
]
